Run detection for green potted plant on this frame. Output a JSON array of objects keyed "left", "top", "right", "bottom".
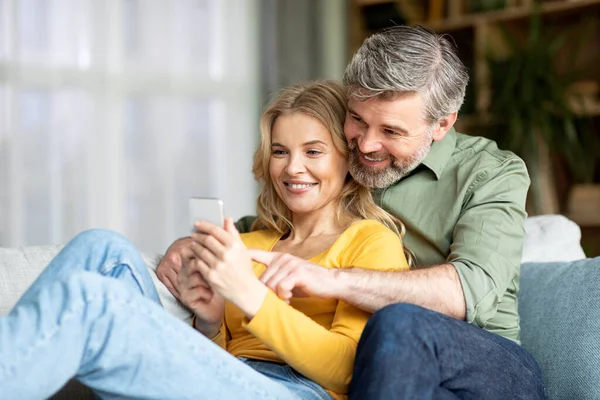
[{"left": 474, "top": 9, "right": 599, "bottom": 215}]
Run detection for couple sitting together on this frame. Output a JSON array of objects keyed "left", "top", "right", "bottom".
[{"left": 1, "top": 26, "right": 546, "bottom": 399}]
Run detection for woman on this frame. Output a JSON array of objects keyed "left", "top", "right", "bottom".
[{"left": 0, "top": 81, "right": 408, "bottom": 400}]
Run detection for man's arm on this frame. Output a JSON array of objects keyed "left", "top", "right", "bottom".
[
  {"left": 252, "top": 250, "right": 465, "bottom": 319},
  {"left": 447, "top": 157, "right": 530, "bottom": 327},
  {"left": 334, "top": 264, "right": 466, "bottom": 319},
  {"left": 253, "top": 156, "right": 530, "bottom": 324},
  {"left": 235, "top": 215, "right": 258, "bottom": 233}
]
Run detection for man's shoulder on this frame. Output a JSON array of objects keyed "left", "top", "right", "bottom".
[
  {"left": 454, "top": 131, "right": 523, "bottom": 165},
  {"left": 453, "top": 131, "right": 527, "bottom": 176}
]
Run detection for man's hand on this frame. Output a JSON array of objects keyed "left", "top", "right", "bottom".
[
  {"left": 249, "top": 249, "right": 341, "bottom": 301},
  {"left": 178, "top": 247, "right": 225, "bottom": 337},
  {"left": 156, "top": 237, "right": 193, "bottom": 300}
]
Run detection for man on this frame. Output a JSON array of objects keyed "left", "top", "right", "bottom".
[{"left": 158, "top": 26, "right": 546, "bottom": 399}]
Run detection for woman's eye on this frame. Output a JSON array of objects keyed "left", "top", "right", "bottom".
[
  {"left": 271, "top": 149, "right": 287, "bottom": 156},
  {"left": 307, "top": 150, "right": 322, "bottom": 156},
  {"left": 351, "top": 115, "right": 361, "bottom": 122}
]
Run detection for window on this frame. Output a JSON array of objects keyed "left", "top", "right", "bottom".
[{"left": 0, "top": 0, "right": 259, "bottom": 252}]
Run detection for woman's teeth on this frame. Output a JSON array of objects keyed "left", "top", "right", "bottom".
[{"left": 286, "top": 183, "right": 316, "bottom": 189}]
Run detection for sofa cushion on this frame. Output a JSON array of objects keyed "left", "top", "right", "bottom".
[
  {"left": 519, "top": 257, "right": 600, "bottom": 400},
  {"left": 0, "top": 245, "right": 192, "bottom": 323},
  {"left": 0, "top": 245, "right": 193, "bottom": 399},
  {"left": 0, "top": 245, "right": 63, "bottom": 315}
]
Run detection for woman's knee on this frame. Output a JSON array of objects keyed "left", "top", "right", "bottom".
[
  {"left": 63, "top": 271, "right": 134, "bottom": 302},
  {"left": 70, "top": 229, "right": 131, "bottom": 249}
]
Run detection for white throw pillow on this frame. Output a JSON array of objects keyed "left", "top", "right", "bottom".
[{"left": 522, "top": 215, "right": 586, "bottom": 263}]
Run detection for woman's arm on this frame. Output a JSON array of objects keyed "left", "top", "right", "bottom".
[
  {"left": 190, "top": 219, "right": 407, "bottom": 394},
  {"left": 243, "top": 291, "right": 370, "bottom": 393},
  {"left": 245, "top": 227, "right": 408, "bottom": 394}
]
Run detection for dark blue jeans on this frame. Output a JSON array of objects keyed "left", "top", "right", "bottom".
[{"left": 349, "top": 303, "right": 547, "bottom": 400}]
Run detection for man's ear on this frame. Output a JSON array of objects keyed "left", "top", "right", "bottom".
[{"left": 432, "top": 112, "right": 457, "bottom": 141}]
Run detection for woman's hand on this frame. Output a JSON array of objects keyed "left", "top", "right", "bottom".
[
  {"left": 190, "top": 218, "right": 268, "bottom": 319},
  {"left": 178, "top": 248, "right": 225, "bottom": 338}
]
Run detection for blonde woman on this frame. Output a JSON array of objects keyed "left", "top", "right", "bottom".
[
  {"left": 180, "top": 80, "right": 409, "bottom": 400},
  {"left": 1, "top": 81, "right": 408, "bottom": 400}
]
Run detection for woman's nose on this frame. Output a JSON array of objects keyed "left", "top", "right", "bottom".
[{"left": 285, "top": 154, "right": 306, "bottom": 175}]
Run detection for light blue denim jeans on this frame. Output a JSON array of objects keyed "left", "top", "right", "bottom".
[{"left": 0, "top": 229, "right": 332, "bottom": 400}]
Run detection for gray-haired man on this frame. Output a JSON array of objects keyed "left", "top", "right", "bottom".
[{"left": 158, "top": 25, "right": 546, "bottom": 399}]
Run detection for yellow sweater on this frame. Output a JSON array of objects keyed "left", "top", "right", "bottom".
[{"left": 212, "top": 219, "right": 409, "bottom": 399}]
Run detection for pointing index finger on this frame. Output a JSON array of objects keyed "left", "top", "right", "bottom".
[{"left": 248, "top": 249, "right": 276, "bottom": 266}]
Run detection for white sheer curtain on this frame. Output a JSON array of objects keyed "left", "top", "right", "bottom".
[{"left": 0, "top": 0, "right": 260, "bottom": 253}]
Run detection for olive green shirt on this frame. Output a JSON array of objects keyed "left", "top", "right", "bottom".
[
  {"left": 237, "top": 128, "right": 530, "bottom": 344},
  {"left": 373, "top": 128, "right": 529, "bottom": 344}
]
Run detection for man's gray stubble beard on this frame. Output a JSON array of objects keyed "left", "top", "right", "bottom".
[{"left": 347, "top": 135, "right": 433, "bottom": 190}]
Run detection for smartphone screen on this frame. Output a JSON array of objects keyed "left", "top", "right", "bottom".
[{"left": 188, "top": 197, "right": 225, "bottom": 232}]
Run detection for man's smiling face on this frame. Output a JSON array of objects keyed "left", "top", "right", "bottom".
[{"left": 344, "top": 92, "right": 443, "bottom": 189}]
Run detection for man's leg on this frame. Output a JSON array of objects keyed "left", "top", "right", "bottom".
[
  {"left": 0, "top": 271, "right": 298, "bottom": 400},
  {"left": 15, "top": 228, "right": 162, "bottom": 307},
  {"left": 349, "top": 303, "right": 547, "bottom": 400}
]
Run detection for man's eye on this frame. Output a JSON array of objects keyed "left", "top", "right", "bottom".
[{"left": 384, "top": 129, "right": 398, "bottom": 136}]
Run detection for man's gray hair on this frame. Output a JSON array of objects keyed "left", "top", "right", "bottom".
[{"left": 343, "top": 25, "right": 469, "bottom": 124}]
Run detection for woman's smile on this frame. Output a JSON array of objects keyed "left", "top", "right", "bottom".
[
  {"left": 284, "top": 180, "right": 318, "bottom": 194},
  {"left": 269, "top": 112, "right": 348, "bottom": 217}
]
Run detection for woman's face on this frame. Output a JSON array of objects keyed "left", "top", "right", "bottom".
[{"left": 269, "top": 112, "right": 348, "bottom": 218}]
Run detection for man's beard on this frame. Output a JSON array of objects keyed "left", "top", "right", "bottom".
[{"left": 348, "top": 132, "right": 433, "bottom": 189}]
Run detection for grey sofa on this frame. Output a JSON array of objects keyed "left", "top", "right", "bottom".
[{"left": 1, "top": 215, "right": 598, "bottom": 399}]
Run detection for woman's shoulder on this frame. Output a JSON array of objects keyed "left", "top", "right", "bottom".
[
  {"left": 333, "top": 219, "right": 402, "bottom": 251},
  {"left": 240, "top": 229, "right": 281, "bottom": 249},
  {"left": 336, "top": 219, "right": 407, "bottom": 270},
  {"left": 341, "top": 219, "right": 398, "bottom": 239}
]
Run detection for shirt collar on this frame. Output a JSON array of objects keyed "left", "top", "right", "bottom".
[{"left": 420, "top": 127, "right": 457, "bottom": 180}]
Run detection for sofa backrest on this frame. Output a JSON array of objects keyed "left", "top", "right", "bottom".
[
  {"left": 0, "top": 245, "right": 191, "bottom": 322},
  {"left": 0, "top": 245, "right": 63, "bottom": 315}
]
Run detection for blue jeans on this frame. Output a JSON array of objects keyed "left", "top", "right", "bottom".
[
  {"left": 0, "top": 229, "right": 331, "bottom": 400},
  {"left": 349, "top": 303, "right": 547, "bottom": 400}
]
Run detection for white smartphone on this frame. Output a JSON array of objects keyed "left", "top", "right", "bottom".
[{"left": 188, "top": 197, "right": 225, "bottom": 232}]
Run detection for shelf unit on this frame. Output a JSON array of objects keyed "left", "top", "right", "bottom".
[
  {"left": 354, "top": 0, "right": 600, "bottom": 31},
  {"left": 351, "top": 0, "right": 600, "bottom": 118},
  {"left": 350, "top": 0, "right": 600, "bottom": 246}
]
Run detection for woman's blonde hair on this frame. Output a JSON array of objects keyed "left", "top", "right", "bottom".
[{"left": 252, "top": 80, "right": 414, "bottom": 266}]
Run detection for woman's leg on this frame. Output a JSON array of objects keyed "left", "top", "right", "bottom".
[
  {"left": 15, "top": 229, "right": 161, "bottom": 308},
  {"left": 1, "top": 230, "right": 299, "bottom": 400},
  {"left": 242, "top": 359, "right": 333, "bottom": 400}
]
